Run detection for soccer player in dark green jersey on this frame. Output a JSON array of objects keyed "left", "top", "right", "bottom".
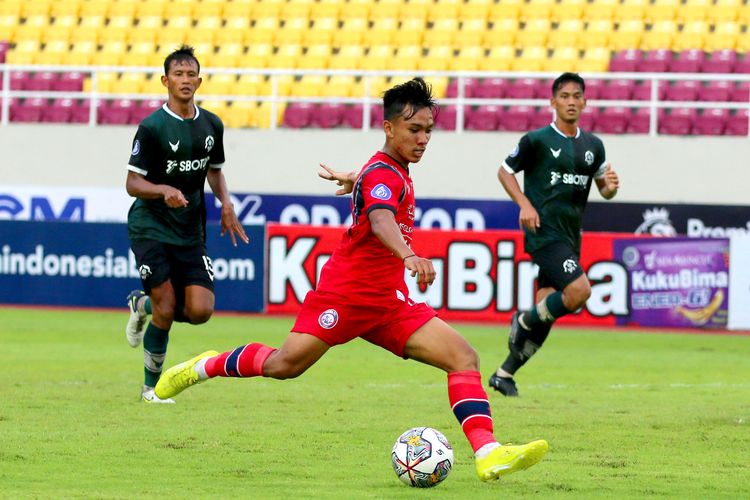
[
  {"left": 489, "top": 73, "right": 620, "bottom": 397},
  {"left": 124, "top": 45, "right": 249, "bottom": 403}
]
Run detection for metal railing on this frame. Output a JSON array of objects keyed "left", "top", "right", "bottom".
[{"left": 2, "top": 64, "right": 750, "bottom": 136}]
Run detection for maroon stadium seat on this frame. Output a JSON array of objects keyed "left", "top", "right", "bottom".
[
  {"left": 43, "top": 98, "right": 75, "bottom": 123},
  {"left": 734, "top": 53, "right": 750, "bottom": 74},
  {"left": 55, "top": 71, "right": 85, "bottom": 92},
  {"left": 692, "top": 108, "right": 728, "bottom": 135},
  {"left": 584, "top": 79, "right": 604, "bottom": 100},
  {"left": 434, "top": 104, "right": 457, "bottom": 130},
  {"left": 0, "top": 41, "right": 8, "bottom": 62},
  {"left": 98, "top": 99, "right": 135, "bottom": 125},
  {"left": 26, "top": 71, "right": 57, "bottom": 91},
  {"left": 465, "top": 105, "right": 501, "bottom": 131},
  {"left": 597, "top": 107, "right": 631, "bottom": 134},
  {"left": 475, "top": 77, "right": 509, "bottom": 98},
  {"left": 658, "top": 108, "right": 696, "bottom": 135},
  {"left": 725, "top": 109, "right": 749, "bottom": 135},
  {"left": 628, "top": 108, "right": 652, "bottom": 134},
  {"left": 282, "top": 102, "right": 314, "bottom": 128},
  {"left": 639, "top": 49, "right": 672, "bottom": 73},
  {"left": 342, "top": 104, "right": 364, "bottom": 128},
  {"left": 313, "top": 103, "right": 346, "bottom": 128},
  {"left": 11, "top": 97, "right": 46, "bottom": 122},
  {"left": 664, "top": 80, "right": 700, "bottom": 101},
  {"left": 730, "top": 81, "right": 750, "bottom": 102},
  {"left": 600, "top": 80, "right": 635, "bottom": 100},
  {"left": 131, "top": 99, "right": 162, "bottom": 122},
  {"left": 578, "top": 106, "right": 598, "bottom": 130},
  {"left": 701, "top": 81, "right": 732, "bottom": 102},
  {"left": 9, "top": 71, "right": 31, "bottom": 90},
  {"left": 702, "top": 50, "right": 736, "bottom": 74},
  {"left": 446, "top": 78, "right": 480, "bottom": 98},
  {"left": 70, "top": 100, "right": 91, "bottom": 123},
  {"left": 529, "top": 107, "right": 553, "bottom": 129},
  {"left": 671, "top": 50, "right": 705, "bottom": 73},
  {"left": 370, "top": 104, "right": 384, "bottom": 128},
  {"left": 498, "top": 105, "right": 532, "bottom": 131},
  {"left": 609, "top": 49, "right": 643, "bottom": 72},
  {"left": 506, "top": 78, "right": 540, "bottom": 99},
  {"left": 632, "top": 80, "right": 667, "bottom": 101}
]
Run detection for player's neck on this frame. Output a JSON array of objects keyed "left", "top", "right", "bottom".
[
  {"left": 554, "top": 118, "right": 578, "bottom": 137},
  {"left": 380, "top": 147, "right": 408, "bottom": 169},
  {"left": 166, "top": 98, "right": 196, "bottom": 119}
]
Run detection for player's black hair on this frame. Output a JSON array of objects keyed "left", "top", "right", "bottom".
[
  {"left": 164, "top": 45, "right": 201, "bottom": 76},
  {"left": 383, "top": 77, "right": 437, "bottom": 121},
  {"left": 552, "top": 72, "right": 585, "bottom": 96}
]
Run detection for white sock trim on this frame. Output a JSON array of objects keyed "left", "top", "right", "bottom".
[
  {"left": 495, "top": 368, "right": 514, "bottom": 378},
  {"left": 195, "top": 358, "right": 209, "bottom": 380},
  {"left": 475, "top": 442, "right": 501, "bottom": 459}
]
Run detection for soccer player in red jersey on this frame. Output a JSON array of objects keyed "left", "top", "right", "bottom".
[{"left": 155, "top": 78, "right": 548, "bottom": 481}]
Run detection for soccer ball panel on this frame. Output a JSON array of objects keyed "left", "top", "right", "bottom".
[{"left": 391, "top": 427, "right": 454, "bottom": 488}]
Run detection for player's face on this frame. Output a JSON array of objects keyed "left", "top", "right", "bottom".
[
  {"left": 384, "top": 105, "right": 434, "bottom": 165},
  {"left": 551, "top": 81, "right": 586, "bottom": 124},
  {"left": 162, "top": 59, "right": 202, "bottom": 103}
]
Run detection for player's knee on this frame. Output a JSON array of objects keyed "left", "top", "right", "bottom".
[
  {"left": 452, "top": 345, "right": 480, "bottom": 372},
  {"left": 151, "top": 302, "right": 175, "bottom": 325},
  {"left": 186, "top": 305, "right": 213, "bottom": 325},
  {"left": 565, "top": 280, "right": 591, "bottom": 310}
]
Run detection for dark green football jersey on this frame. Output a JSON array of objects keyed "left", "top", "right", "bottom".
[
  {"left": 127, "top": 104, "right": 225, "bottom": 246},
  {"left": 503, "top": 123, "right": 607, "bottom": 254}
]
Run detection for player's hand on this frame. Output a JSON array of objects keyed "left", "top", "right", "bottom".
[
  {"left": 162, "top": 186, "right": 189, "bottom": 208},
  {"left": 604, "top": 163, "right": 619, "bottom": 193},
  {"left": 404, "top": 254, "right": 436, "bottom": 286},
  {"left": 220, "top": 203, "right": 249, "bottom": 247},
  {"left": 318, "top": 163, "right": 356, "bottom": 196},
  {"left": 518, "top": 202, "right": 540, "bottom": 233}
]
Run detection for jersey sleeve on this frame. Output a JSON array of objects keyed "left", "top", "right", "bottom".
[
  {"left": 127, "top": 125, "right": 158, "bottom": 176},
  {"left": 501, "top": 134, "right": 533, "bottom": 174},
  {"left": 593, "top": 138, "right": 608, "bottom": 178},
  {"left": 209, "top": 115, "right": 225, "bottom": 169},
  {"left": 359, "top": 166, "right": 405, "bottom": 216}
]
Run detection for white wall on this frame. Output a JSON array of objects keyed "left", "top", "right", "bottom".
[{"left": 2, "top": 124, "right": 748, "bottom": 204}]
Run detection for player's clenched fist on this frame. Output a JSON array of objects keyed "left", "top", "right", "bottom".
[{"left": 404, "top": 254, "right": 436, "bottom": 286}]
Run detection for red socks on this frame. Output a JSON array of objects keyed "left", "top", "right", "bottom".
[
  {"left": 205, "top": 343, "right": 276, "bottom": 378},
  {"left": 448, "top": 371, "right": 497, "bottom": 452}
]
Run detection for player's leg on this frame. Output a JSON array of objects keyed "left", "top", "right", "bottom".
[
  {"left": 170, "top": 244, "right": 216, "bottom": 324},
  {"left": 400, "top": 317, "right": 548, "bottom": 481},
  {"left": 181, "top": 285, "right": 215, "bottom": 325}
]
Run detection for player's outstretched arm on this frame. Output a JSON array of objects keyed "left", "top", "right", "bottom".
[
  {"left": 595, "top": 163, "right": 620, "bottom": 200},
  {"left": 207, "top": 168, "right": 249, "bottom": 247},
  {"left": 318, "top": 163, "right": 357, "bottom": 195}
]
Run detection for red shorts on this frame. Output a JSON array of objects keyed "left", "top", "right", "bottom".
[{"left": 291, "top": 290, "right": 437, "bottom": 358}]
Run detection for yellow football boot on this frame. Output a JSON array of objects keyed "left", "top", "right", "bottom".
[
  {"left": 154, "top": 350, "right": 219, "bottom": 400},
  {"left": 476, "top": 440, "right": 549, "bottom": 481}
]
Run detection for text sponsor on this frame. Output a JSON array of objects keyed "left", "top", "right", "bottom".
[{"left": 686, "top": 218, "right": 750, "bottom": 238}]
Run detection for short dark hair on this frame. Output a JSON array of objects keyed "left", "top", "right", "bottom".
[
  {"left": 164, "top": 45, "right": 200, "bottom": 76},
  {"left": 382, "top": 77, "right": 437, "bottom": 121},
  {"left": 552, "top": 72, "right": 585, "bottom": 96}
]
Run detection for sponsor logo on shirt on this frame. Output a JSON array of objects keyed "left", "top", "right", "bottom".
[
  {"left": 550, "top": 171, "right": 590, "bottom": 187},
  {"left": 132, "top": 140, "right": 140, "bottom": 156},
  {"left": 166, "top": 156, "right": 210, "bottom": 174},
  {"left": 318, "top": 308, "right": 339, "bottom": 329},
  {"left": 371, "top": 183, "right": 392, "bottom": 200}
]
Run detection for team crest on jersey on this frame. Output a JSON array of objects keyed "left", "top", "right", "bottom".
[
  {"left": 509, "top": 143, "right": 520, "bottom": 158},
  {"left": 371, "top": 183, "right": 392, "bottom": 200},
  {"left": 318, "top": 308, "right": 339, "bottom": 329},
  {"left": 562, "top": 259, "right": 578, "bottom": 274},
  {"left": 584, "top": 150, "right": 594, "bottom": 166},
  {"left": 205, "top": 135, "right": 215, "bottom": 152},
  {"left": 132, "top": 139, "right": 140, "bottom": 156},
  {"left": 139, "top": 264, "right": 152, "bottom": 280}
]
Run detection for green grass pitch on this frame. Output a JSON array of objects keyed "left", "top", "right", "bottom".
[{"left": 1, "top": 307, "right": 749, "bottom": 499}]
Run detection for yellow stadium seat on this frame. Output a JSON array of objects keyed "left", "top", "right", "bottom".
[
  {"left": 483, "top": 18, "right": 518, "bottom": 46},
  {"left": 479, "top": 46, "right": 515, "bottom": 71},
  {"left": 489, "top": 0, "right": 522, "bottom": 21},
  {"left": 329, "top": 45, "right": 365, "bottom": 70},
  {"left": 69, "top": 25, "right": 100, "bottom": 44},
  {"left": 135, "top": 1, "right": 165, "bottom": 18},
  {"left": 672, "top": 21, "right": 709, "bottom": 51},
  {"left": 0, "top": 0, "right": 21, "bottom": 16},
  {"left": 259, "top": 74, "right": 295, "bottom": 97},
  {"left": 223, "top": 101, "right": 255, "bottom": 129},
  {"left": 224, "top": 2, "right": 253, "bottom": 18},
  {"left": 63, "top": 41, "right": 97, "bottom": 65},
  {"left": 79, "top": 0, "right": 108, "bottom": 17},
  {"left": 50, "top": 0, "right": 81, "bottom": 17},
  {"left": 246, "top": 16, "right": 280, "bottom": 45},
  {"left": 297, "top": 44, "right": 332, "bottom": 69},
  {"left": 268, "top": 45, "right": 303, "bottom": 69},
  {"left": 735, "top": 31, "right": 750, "bottom": 52},
  {"left": 515, "top": 18, "right": 550, "bottom": 48},
  {"left": 554, "top": 0, "right": 585, "bottom": 22},
  {"left": 544, "top": 47, "right": 579, "bottom": 72},
  {"left": 94, "top": 41, "right": 126, "bottom": 66},
  {"left": 418, "top": 45, "right": 454, "bottom": 71},
  {"left": 142, "top": 75, "right": 166, "bottom": 96},
  {"left": 22, "top": 0, "right": 51, "bottom": 17},
  {"left": 203, "top": 74, "right": 235, "bottom": 96},
  {"left": 309, "top": 2, "right": 341, "bottom": 19},
  {"left": 333, "top": 17, "right": 367, "bottom": 45},
  {"left": 210, "top": 44, "right": 244, "bottom": 69},
  {"left": 449, "top": 46, "right": 485, "bottom": 71},
  {"left": 253, "top": 102, "right": 285, "bottom": 129},
  {"left": 397, "top": 17, "right": 424, "bottom": 45},
  {"left": 709, "top": 0, "right": 742, "bottom": 23},
  {"left": 128, "top": 27, "right": 159, "bottom": 44},
  {"left": 585, "top": 0, "right": 618, "bottom": 21},
  {"left": 216, "top": 28, "right": 246, "bottom": 46},
  {"left": 704, "top": 22, "right": 740, "bottom": 51},
  {"left": 338, "top": 2, "right": 369, "bottom": 19},
  {"left": 90, "top": 72, "right": 118, "bottom": 94},
  {"left": 121, "top": 43, "right": 155, "bottom": 67},
  {"left": 548, "top": 19, "right": 584, "bottom": 48},
  {"left": 5, "top": 43, "right": 40, "bottom": 64},
  {"left": 304, "top": 17, "right": 337, "bottom": 45},
  {"left": 111, "top": 73, "right": 147, "bottom": 95},
  {"left": 234, "top": 75, "right": 264, "bottom": 97},
  {"left": 107, "top": 1, "right": 137, "bottom": 17},
  {"left": 42, "top": 25, "right": 72, "bottom": 43},
  {"left": 648, "top": 0, "right": 679, "bottom": 23},
  {"left": 322, "top": 75, "right": 358, "bottom": 97},
  {"left": 520, "top": 2, "right": 553, "bottom": 22},
  {"left": 423, "top": 18, "right": 459, "bottom": 46},
  {"left": 193, "top": 1, "right": 222, "bottom": 18},
  {"left": 615, "top": 0, "right": 648, "bottom": 21},
  {"left": 282, "top": 2, "right": 311, "bottom": 19},
  {"left": 52, "top": 14, "right": 79, "bottom": 28},
  {"left": 511, "top": 46, "right": 547, "bottom": 71},
  {"left": 460, "top": 2, "right": 490, "bottom": 21},
  {"left": 14, "top": 24, "right": 45, "bottom": 43},
  {"left": 582, "top": 20, "right": 613, "bottom": 48},
  {"left": 454, "top": 19, "right": 486, "bottom": 47},
  {"left": 360, "top": 45, "right": 393, "bottom": 71},
  {"left": 370, "top": 3, "right": 400, "bottom": 20},
  {"left": 291, "top": 75, "right": 328, "bottom": 97},
  {"left": 578, "top": 47, "right": 611, "bottom": 73},
  {"left": 199, "top": 100, "right": 230, "bottom": 117},
  {"left": 400, "top": 3, "right": 428, "bottom": 21},
  {"left": 0, "top": 13, "right": 18, "bottom": 38},
  {"left": 677, "top": 0, "right": 711, "bottom": 23},
  {"left": 35, "top": 40, "right": 69, "bottom": 65},
  {"left": 275, "top": 17, "right": 308, "bottom": 46},
  {"left": 428, "top": 3, "right": 459, "bottom": 22},
  {"left": 365, "top": 75, "right": 391, "bottom": 97},
  {"left": 640, "top": 20, "right": 678, "bottom": 51},
  {"left": 390, "top": 45, "right": 421, "bottom": 71},
  {"left": 237, "top": 44, "right": 274, "bottom": 68},
  {"left": 738, "top": 6, "right": 750, "bottom": 24},
  {"left": 430, "top": 77, "right": 449, "bottom": 99},
  {"left": 608, "top": 20, "right": 644, "bottom": 50}
]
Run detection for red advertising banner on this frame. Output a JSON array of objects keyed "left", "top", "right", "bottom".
[{"left": 267, "top": 224, "right": 630, "bottom": 326}]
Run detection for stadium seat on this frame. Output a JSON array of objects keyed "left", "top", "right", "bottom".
[
  {"left": 341, "top": 104, "right": 384, "bottom": 129},
  {"left": 671, "top": 50, "right": 705, "bottom": 73},
  {"left": 692, "top": 109, "right": 729, "bottom": 135},
  {"left": 583, "top": 79, "right": 604, "bottom": 99},
  {"left": 730, "top": 81, "right": 750, "bottom": 102},
  {"left": 370, "top": 105, "right": 385, "bottom": 128},
  {"left": 734, "top": 54, "right": 750, "bottom": 74},
  {"left": 312, "top": 103, "right": 346, "bottom": 128},
  {"left": 639, "top": 49, "right": 672, "bottom": 73},
  {"left": 505, "top": 78, "right": 542, "bottom": 99},
  {"left": 515, "top": 19, "right": 550, "bottom": 48},
  {"left": 26, "top": 71, "right": 57, "bottom": 91},
  {"left": 476, "top": 78, "right": 509, "bottom": 98},
  {"left": 671, "top": 20, "right": 708, "bottom": 51},
  {"left": 43, "top": 97, "right": 75, "bottom": 123},
  {"left": 725, "top": 109, "right": 749, "bottom": 135},
  {"left": 705, "top": 21, "right": 741, "bottom": 52},
  {"left": 600, "top": 80, "right": 635, "bottom": 100},
  {"left": 449, "top": 46, "right": 485, "bottom": 72},
  {"left": 658, "top": 108, "right": 696, "bottom": 135},
  {"left": 609, "top": 20, "right": 644, "bottom": 50},
  {"left": 283, "top": 102, "right": 315, "bottom": 129},
  {"left": 632, "top": 80, "right": 667, "bottom": 101},
  {"left": 579, "top": 47, "right": 611, "bottom": 72},
  {"left": 628, "top": 107, "right": 652, "bottom": 133},
  {"left": 9, "top": 70, "right": 31, "bottom": 90},
  {"left": 131, "top": 99, "right": 162, "bottom": 123},
  {"left": 701, "top": 81, "right": 732, "bottom": 102},
  {"left": 479, "top": 46, "right": 515, "bottom": 71},
  {"left": 609, "top": 49, "right": 643, "bottom": 72},
  {"left": 530, "top": 107, "right": 553, "bottom": 129},
  {"left": 11, "top": 97, "right": 46, "bottom": 123},
  {"left": 434, "top": 104, "right": 458, "bottom": 130},
  {"left": 446, "top": 78, "right": 480, "bottom": 98},
  {"left": 498, "top": 105, "right": 533, "bottom": 132},
  {"left": 578, "top": 106, "right": 598, "bottom": 130},
  {"left": 702, "top": 50, "right": 737, "bottom": 73},
  {"left": 98, "top": 99, "right": 136, "bottom": 125},
  {"left": 649, "top": 0, "right": 680, "bottom": 22},
  {"left": 465, "top": 105, "right": 501, "bottom": 131},
  {"left": 596, "top": 107, "right": 631, "bottom": 134},
  {"left": 678, "top": 0, "right": 711, "bottom": 22},
  {"left": 664, "top": 81, "right": 700, "bottom": 101}
]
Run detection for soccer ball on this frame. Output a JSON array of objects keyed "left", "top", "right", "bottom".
[{"left": 391, "top": 427, "right": 453, "bottom": 487}]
